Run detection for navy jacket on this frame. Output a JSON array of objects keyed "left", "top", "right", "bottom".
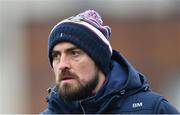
[{"left": 41, "top": 50, "right": 179, "bottom": 114}]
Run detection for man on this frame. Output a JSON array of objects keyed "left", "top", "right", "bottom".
[{"left": 41, "top": 10, "right": 179, "bottom": 114}]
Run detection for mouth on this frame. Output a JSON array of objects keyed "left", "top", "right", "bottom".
[
  {"left": 58, "top": 70, "right": 77, "bottom": 83},
  {"left": 62, "top": 77, "right": 73, "bottom": 80},
  {"left": 60, "top": 76, "right": 75, "bottom": 82}
]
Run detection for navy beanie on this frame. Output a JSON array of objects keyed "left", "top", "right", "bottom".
[{"left": 48, "top": 10, "right": 112, "bottom": 75}]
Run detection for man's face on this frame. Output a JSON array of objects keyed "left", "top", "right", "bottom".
[{"left": 52, "top": 42, "right": 100, "bottom": 101}]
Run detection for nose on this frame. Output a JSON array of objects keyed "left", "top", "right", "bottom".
[{"left": 57, "top": 54, "right": 71, "bottom": 70}]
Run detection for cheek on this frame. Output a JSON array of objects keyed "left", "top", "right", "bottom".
[
  {"left": 73, "top": 59, "right": 97, "bottom": 81},
  {"left": 80, "top": 64, "right": 94, "bottom": 74},
  {"left": 53, "top": 65, "right": 59, "bottom": 81}
]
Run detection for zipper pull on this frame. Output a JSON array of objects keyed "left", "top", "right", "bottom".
[{"left": 120, "top": 89, "right": 126, "bottom": 95}]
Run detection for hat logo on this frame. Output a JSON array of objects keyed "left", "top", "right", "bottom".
[{"left": 60, "top": 33, "right": 63, "bottom": 38}]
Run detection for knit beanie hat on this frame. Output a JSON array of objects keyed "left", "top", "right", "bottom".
[{"left": 48, "top": 10, "right": 112, "bottom": 75}]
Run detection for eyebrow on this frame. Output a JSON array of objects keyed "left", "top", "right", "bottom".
[
  {"left": 52, "top": 46, "right": 80, "bottom": 53},
  {"left": 66, "top": 46, "right": 80, "bottom": 53}
]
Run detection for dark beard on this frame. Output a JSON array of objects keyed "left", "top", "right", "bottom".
[{"left": 56, "top": 73, "right": 99, "bottom": 101}]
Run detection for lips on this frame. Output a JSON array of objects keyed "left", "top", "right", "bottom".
[
  {"left": 59, "top": 70, "right": 77, "bottom": 82},
  {"left": 61, "top": 76, "right": 74, "bottom": 81}
]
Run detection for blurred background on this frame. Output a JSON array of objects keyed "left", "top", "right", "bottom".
[{"left": 0, "top": 0, "right": 180, "bottom": 113}]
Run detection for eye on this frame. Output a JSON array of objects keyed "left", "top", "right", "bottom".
[
  {"left": 70, "top": 50, "right": 80, "bottom": 57},
  {"left": 52, "top": 51, "right": 60, "bottom": 60}
]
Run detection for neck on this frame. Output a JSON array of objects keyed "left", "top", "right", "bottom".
[{"left": 92, "top": 72, "right": 106, "bottom": 94}]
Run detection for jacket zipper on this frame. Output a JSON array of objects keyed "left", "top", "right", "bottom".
[{"left": 80, "top": 101, "right": 85, "bottom": 114}]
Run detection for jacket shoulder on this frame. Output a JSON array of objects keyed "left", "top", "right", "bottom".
[
  {"left": 154, "top": 96, "right": 179, "bottom": 113},
  {"left": 114, "top": 91, "right": 179, "bottom": 114}
]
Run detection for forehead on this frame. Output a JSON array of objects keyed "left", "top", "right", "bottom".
[{"left": 53, "top": 42, "right": 79, "bottom": 51}]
